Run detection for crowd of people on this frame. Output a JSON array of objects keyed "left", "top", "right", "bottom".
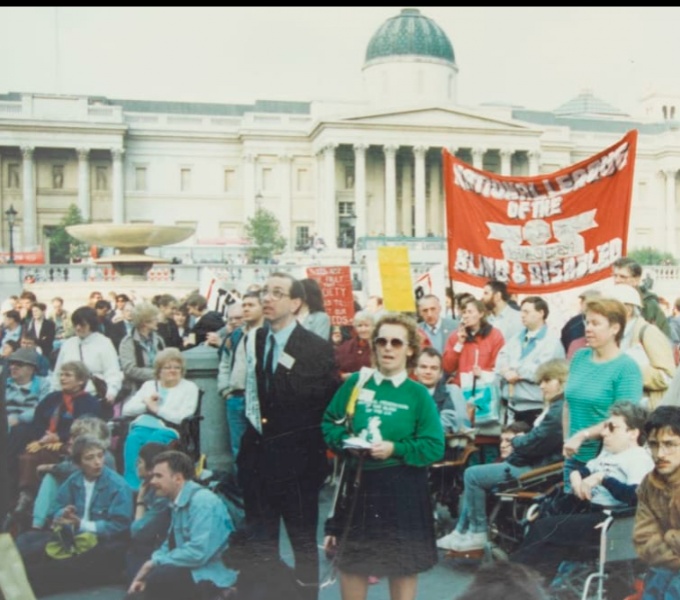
[{"left": 2, "top": 255, "right": 680, "bottom": 599}]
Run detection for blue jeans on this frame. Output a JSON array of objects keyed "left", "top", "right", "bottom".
[
  {"left": 455, "top": 461, "right": 531, "bottom": 534},
  {"left": 124, "top": 425, "right": 179, "bottom": 490},
  {"left": 32, "top": 473, "right": 59, "bottom": 528},
  {"left": 226, "top": 394, "right": 248, "bottom": 461}
]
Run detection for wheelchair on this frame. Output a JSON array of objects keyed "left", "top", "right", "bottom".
[{"left": 109, "top": 388, "right": 205, "bottom": 474}]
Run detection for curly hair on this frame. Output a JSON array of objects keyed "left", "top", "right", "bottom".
[{"left": 371, "top": 312, "right": 421, "bottom": 370}]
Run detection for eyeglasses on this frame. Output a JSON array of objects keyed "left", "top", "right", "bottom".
[
  {"left": 648, "top": 440, "right": 680, "bottom": 453},
  {"left": 374, "top": 337, "right": 406, "bottom": 349},
  {"left": 261, "top": 288, "right": 290, "bottom": 301},
  {"left": 161, "top": 365, "right": 182, "bottom": 371},
  {"left": 604, "top": 422, "right": 629, "bottom": 433}
]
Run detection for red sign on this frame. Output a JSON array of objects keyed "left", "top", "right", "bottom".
[
  {"left": 305, "top": 266, "right": 355, "bottom": 326},
  {"left": 0, "top": 250, "right": 45, "bottom": 265},
  {"left": 444, "top": 130, "right": 638, "bottom": 294}
]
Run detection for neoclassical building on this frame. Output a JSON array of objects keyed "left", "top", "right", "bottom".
[{"left": 0, "top": 8, "right": 678, "bottom": 259}]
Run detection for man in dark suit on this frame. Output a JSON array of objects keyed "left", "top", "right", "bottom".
[
  {"left": 237, "top": 272, "right": 339, "bottom": 600},
  {"left": 418, "top": 294, "right": 458, "bottom": 354}
]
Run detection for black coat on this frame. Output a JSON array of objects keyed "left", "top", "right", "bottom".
[
  {"left": 26, "top": 318, "right": 56, "bottom": 357},
  {"left": 238, "top": 323, "right": 340, "bottom": 484},
  {"left": 506, "top": 396, "right": 565, "bottom": 468}
]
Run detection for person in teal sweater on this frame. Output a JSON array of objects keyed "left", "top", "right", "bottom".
[
  {"left": 322, "top": 312, "right": 444, "bottom": 600},
  {"left": 563, "top": 297, "right": 643, "bottom": 488}
]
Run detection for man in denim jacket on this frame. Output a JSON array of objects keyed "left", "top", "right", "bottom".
[{"left": 128, "top": 450, "right": 238, "bottom": 600}]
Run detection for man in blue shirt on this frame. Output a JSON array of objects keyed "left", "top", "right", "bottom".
[{"left": 127, "top": 450, "right": 237, "bottom": 600}]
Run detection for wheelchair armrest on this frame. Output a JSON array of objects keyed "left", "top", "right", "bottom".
[
  {"left": 517, "top": 461, "right": 564, "bottom": 483},
  {"left": 604, "top": 506, "right": 637, "bottom": 519}
]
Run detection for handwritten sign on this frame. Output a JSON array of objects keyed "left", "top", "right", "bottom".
[{"left": 306, "top": 266, "right": 355, "bottom": 326}]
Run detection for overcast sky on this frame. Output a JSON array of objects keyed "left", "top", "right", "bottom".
[{"left": 2, "top": 7, "right": 679, "bottom": 116}]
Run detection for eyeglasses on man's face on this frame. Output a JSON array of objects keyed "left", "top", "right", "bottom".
[
  {"left": 261, "top": 288, "right": 291, "bottom": 301},
  {"left": 374, "top": 337, "right": 406, "bottom": 349},
  {"left": 648, "top": 439, "right": 680, "bottom": 453}
]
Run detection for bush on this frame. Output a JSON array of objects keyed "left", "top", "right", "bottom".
[{"left": 627, "top": 246, "right": 677, "bottom": 266}]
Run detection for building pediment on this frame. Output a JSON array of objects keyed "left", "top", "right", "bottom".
[{"left": 339, "top": 106, "right": 537, "bottom": 132}]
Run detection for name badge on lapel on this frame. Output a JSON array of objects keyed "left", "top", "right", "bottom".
[{"left": 278, "top": 352, "right": 295, "bottom": 370}]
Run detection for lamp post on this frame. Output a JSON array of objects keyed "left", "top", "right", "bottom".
[
  {"left": 5, "top": 204, "right": 17, "bottom": 264},
  {"left": 345, "top": 210, "right": 357, "bottom": 264}
]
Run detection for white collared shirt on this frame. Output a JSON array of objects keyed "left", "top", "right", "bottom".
[{"left": 372, "top": 370, "right": 408, "bottom": 387}]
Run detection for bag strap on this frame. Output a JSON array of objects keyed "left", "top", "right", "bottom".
[
  {"left": 638, "top": 323, "right": 649, "bottom": 346},
  {"left": 344, "top": 367, "right": 375, "bottom": 434}
]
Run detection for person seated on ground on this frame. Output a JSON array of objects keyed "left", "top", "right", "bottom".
[
  {"left": 126, "top": 450, "right": 238, "bottom": 600},
  {"left": 121, "top": 348, "right": 199, "bottom": 490},
  {"left": 633, "top": 406, "right": 680, "bottom": 599},
  {"left": 15, "top": 434, "right": 133, "bottom": 597},
  {"left": 119, "top": 302, "right": 167, "bottom": 403},
  {"left": 1, "top": 337, "right": 19, "bottom": 358},
  {"left": 125, "top": 442, "right": 172, "bottom": 585},
  {"left": 9, "top": 361, "right": 100, "bottom": 527},
  {"left": 437, "top": 359, "right": 568, "bottom": 553},
  {"left": 19, "top": 331, "right": 51, "bottom": 377},
  {"left": 415, "top": 347, "right": 469, "bottom": 433},
  {"left": 510, "top": 401, "right": 654, "bottom": 591},
  {"left": 29, "top": 416, "right": 116, "bottom": 531}
]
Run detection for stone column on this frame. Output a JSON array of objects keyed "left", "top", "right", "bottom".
[
  {"left": 500, "top": 149, "right": 513, "bottom": 176},
  {"left": 429, "top": 157, "right": 443, "bottom": 236},
  {"left": 414, "top": 145, "right": 427, "bottom": 237},
  {"left": 323, "top": 143, "right": 338, "bottom": 249},
  {"left": 528, "top": 151, "right": 540, "bottom": 176},
  {"left": 77, "top": 148, "right": 91, "bottom": 221},
  {"left": 665, "top": 168, "right": 677, "bottom": 255},
  {"left": 384, "top": 145, "right": 398, "bottom": 236},
  {"left": 400, "top": 158, "right": 412, "bottom": 236},
  {"left": 21, "top": 146, "right": 36, "bottom": 249},
  {"left": 472, "top": 147, "right": 485, "bottom": 170},
  {"left": 353, "top": 143, "right": 367, "bottom": 241},
  {"left": 279, "top": 154, "right": 292, "bottom": 250},
  {"left": 242, "top": 153, "right": 256, "bottom": 222},
  {"left": 111, "top": 148, "right": 125, "bottom": 224}
]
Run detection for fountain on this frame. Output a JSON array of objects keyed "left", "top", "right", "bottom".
[{"left": 66, "top": 223, "right": 195, "bottom": 280}]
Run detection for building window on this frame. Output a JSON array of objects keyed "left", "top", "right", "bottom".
[
  {"left": 344, "top": 165, "right": 355, "bottom": 190},
  {"left": 7, "top": 163, "right": 20, "bottom": 189},
  {"left": 295, "top": 226, "right": 310, "bottom": 251},
  {"left": 224, "top": 168, "right": 236, "bottom": 192},
  {"left": 135, "top": 167, "right": 147, "bottom": 191},
  {"left": 52, "top": 165, "right": 64, "bottom": 189},
  {"left": 262, "top": 167, "right": 273, "bottom": 191},
  {"left": 338, "top": 202, "right": 354, "bottom": 217},
  {"left": 296, "top": 168, "right": 310, "bottom": 192},
  {"left": 95, "top": 166, "right": 108, "bottom": 191},
  {"left": 181, "top": 168, "right": 191, "bottom": 192}
]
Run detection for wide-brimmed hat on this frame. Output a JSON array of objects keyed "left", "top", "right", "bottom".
[{"left": 8, "top": 347, "right": 39, "bottom": 367}]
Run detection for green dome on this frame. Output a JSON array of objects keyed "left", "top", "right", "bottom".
[{"left": 365, "top": 8, "right": 455, "bottom": 64}]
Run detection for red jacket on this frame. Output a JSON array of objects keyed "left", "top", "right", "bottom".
[{"left": 442, "top": 323, "right": 505, "bottom": 385}]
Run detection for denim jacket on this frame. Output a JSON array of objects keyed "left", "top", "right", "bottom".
[
  {"left": 152, "top": 481, "right": 237, "bottom": 588},
  {"left": 53, "top": 466, "right": 133, "bottom": 541}
]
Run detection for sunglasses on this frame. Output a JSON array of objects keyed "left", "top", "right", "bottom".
[{"left": 374, "top": 337, "right": 406, "bottom": 349}]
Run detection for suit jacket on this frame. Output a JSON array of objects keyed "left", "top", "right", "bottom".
[
  {"left": 26, "top": 318, "right": 56, "bottom": 357},
  {"left": 239, "top": 323, "right": 340, "bottom": 484},
  {"left": 419, "top": 316, "right": 459, "bottom": 354}
]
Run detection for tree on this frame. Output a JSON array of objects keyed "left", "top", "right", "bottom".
[
  {"left": 627, "top": 246, "right": 677, "bottom": 266},
  {"left": 244, "top": 207, "right": 287, "bottom": 263},
  {"left": 48, "top": 204, "right": 89, "bottom": 264}
]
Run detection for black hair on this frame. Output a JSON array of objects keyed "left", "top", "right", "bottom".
[
  {"left": 269, "top": 272, "right": 306, "bottom": 303},
  {"left": 645, "top": 406, "right": 680, "bottom": 439},
  {"left": 71, "top": 306, "right": 100, "bottom": 331},
  {"left": 485, "top": 280, "right": 511, "bottom": 302},
  {"left": 301, "top": 278, "right": 325, "bottom": 313},
  {"left": 139, "top": 442, "right": 171, "bottom": 469},
  {"left": 521, "top": 296, "right": 549, "bottom": 320}
]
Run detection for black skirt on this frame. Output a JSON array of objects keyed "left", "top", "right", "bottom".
[{"left": 334, "top": 464, "right": 438, "bottom": 577}]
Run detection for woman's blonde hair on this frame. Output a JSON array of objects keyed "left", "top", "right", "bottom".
[
  {"left": 154, "top": 347, "right": 186, "bottom": 379},
  {"left": 132, "top": 302, "right": 161, "bottom": 329}
]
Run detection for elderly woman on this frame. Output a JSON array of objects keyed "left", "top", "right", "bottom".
[
  {"left": 10, "top": 361, "right": 100, "bottom": 525},
  {"left": 15, "top": 434, "right": 133, "bottom": 597},
  {"left": 119, "top": 302, "right": 167, "bottom": 402},
  {"left": 562, "top": 297, "right": 643, "bottom": 488},
  {"left": 121, "top": 348, "right": 199, "bottom": 489},
  {"left": 51, "top": 306, "right": 124, "bottom": 411},
  {"left": 335, "top": 309, "right": 375, "bottom": 380},
  {"left": 322, "top": 312, "right": 445, "bottom": 600}
]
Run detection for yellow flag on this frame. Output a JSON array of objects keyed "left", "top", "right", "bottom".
[{"left": 378, "top": 246, "right": 416, "bottom": 312}]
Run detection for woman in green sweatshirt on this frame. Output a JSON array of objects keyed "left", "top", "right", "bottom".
[{"left": 322, "top": 312, "right": 445, "bottom": 600}]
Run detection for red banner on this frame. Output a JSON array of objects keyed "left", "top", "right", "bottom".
[
  {"left": 0, "top": 250, "right": 45, "bottom": 265},
  {"left": 444, "top": 130, "right": 638, "bottom": 294},
  {"left": 305, "top": 265, "right": 355, "bottom": 326}
]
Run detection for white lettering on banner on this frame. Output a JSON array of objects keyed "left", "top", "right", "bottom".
[
  {"left": 452, "top": 141, "right": 630, "bottom": 202},
  {"left": 454, "top": 237, "right": 623, "bottom": 286}
]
